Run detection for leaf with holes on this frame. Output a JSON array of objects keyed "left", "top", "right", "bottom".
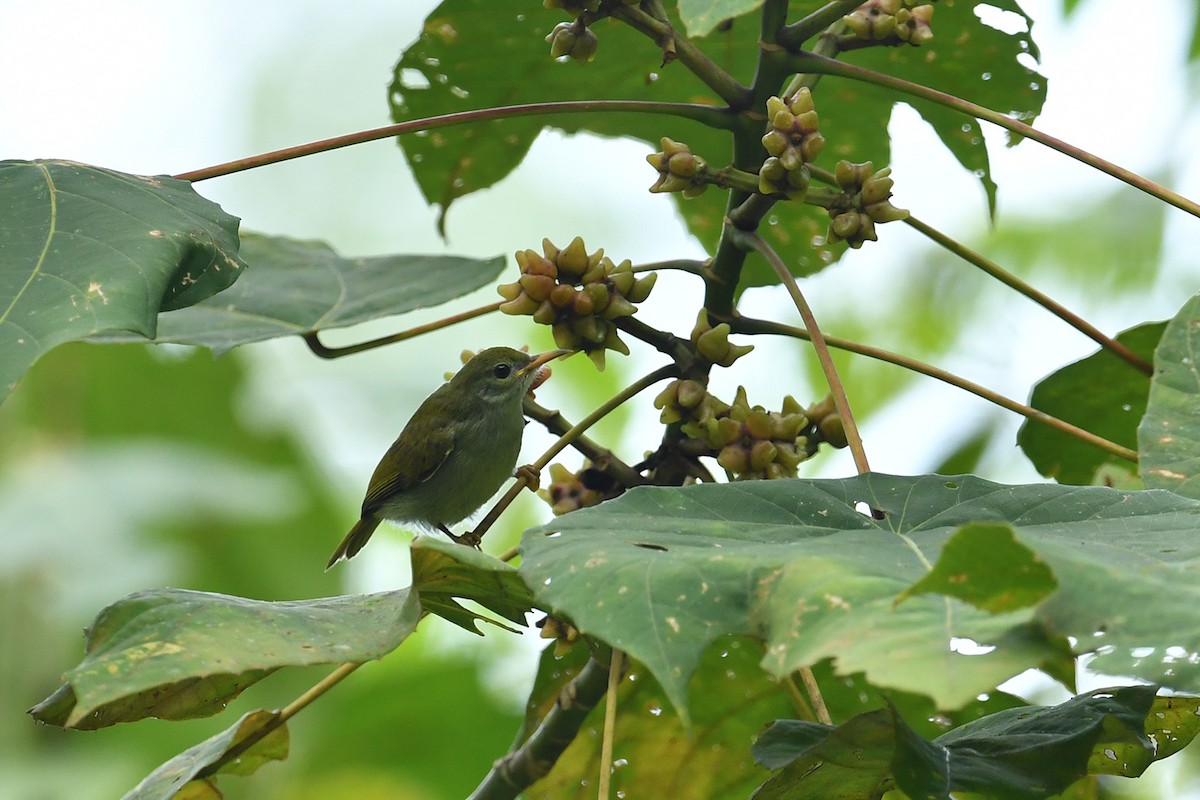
[
  {"left": 97, "top": 233, "right": 506, "bottom": 354},
  {"left": 519, "top": 474, "right": 1200, "bottom": 720},
  {"left": 0, "top": 159, "right": 244, "bottom": 399},
  {"left": 29, "top": 588, "right": 421, "bottom": 730}
]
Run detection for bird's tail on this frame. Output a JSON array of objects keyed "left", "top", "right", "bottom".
[{"left": 326, "top": 517, "right": 381, "bottom": 570}]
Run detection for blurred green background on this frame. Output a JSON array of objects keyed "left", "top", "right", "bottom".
[{"left": 1, "top": 1, "right": 1198, "bottom": 797}]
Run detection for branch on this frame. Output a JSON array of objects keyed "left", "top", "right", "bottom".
[
  {"left": 901, "top": 214, "right": 1154, "bottom": 376},
  {"left": 727, "top": 315, "right": 1139, "bottom": 464},
  {"left": 474, "top": 364, "right": 679, "bottom": 543},
  {"left": 301, "top": 301, "right": 502, "bottom": 359},
  {"left": 522, "top": 397, "right": 646, "bottom": 489},
  {"left": 467, "top": 656, "right": 611, "bottom": 800},
  {"left": 173, "top": 101, "right": 735, "bottom": 182},
  {"left": 195, "top": 662, "right": 362, "bottom": 779},
  {"left": 786, "top": 51, "right": 1200, "bottom": 220},
  {"left": 777, "top": 0, "right": 863, "bottom": 49},
  {"left": 732, "top": 230, "right": 871, "bottom": 474},
  {"left": 609, "top": 5, "right": 753, "bottom": 109}
]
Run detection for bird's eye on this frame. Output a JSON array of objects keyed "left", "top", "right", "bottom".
[{"left": 493, "top": 363, "right": 512, "bottom": 379}]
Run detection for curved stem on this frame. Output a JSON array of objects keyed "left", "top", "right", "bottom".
[
  {"left": 475, "top": 364, "right": 679, "bottom": 544},
  {"left": 777, "top": 0, "right": 863, "bottom": 49},
  {"left": 902, "top": 215, "right": 1153, "bottom": 376},
  {"left": 787, "top": 51, "right": 1200, "bottom": 220},
  {"left": 196, "top": 662, "right": 362, "bottom": 779},
  {"left": 523, "top": 398, "right": 646, "bottom": 489},
  {"left": 734, "top": 231, "right": 871, "bottom": 474},
  {"left": 174, "top": 101, "right": 735, "bottom": 182},
  {"left": 302, "top": 301, "right": 502, "bottom": 359},
  {"left": 728, "top": 315, "right": 1139, "bottom": 464},
  {"left": 632, "top": 258, "right": 711, "bottom": 277},
  {"left": 609, "top": 5, "right": 752, "bottom": 109},
  {"left": 467, "top": 657, "right": 611, "bottom": 800}
]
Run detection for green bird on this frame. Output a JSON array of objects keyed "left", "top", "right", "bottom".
[{"left": 327, "top": 347, "right": 569, "bottom": 568}]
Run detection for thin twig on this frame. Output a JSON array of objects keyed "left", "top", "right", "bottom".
[
  {"left": 598, "top": 650, "right": 624, "bottom": 800},
  {"left": 523, "top": 398, "right": 646, "bottom": 489},
  {"left": 735, "top": 231, "right": 871, "bottom": 474},
  {"left": 777, "top": 0, "right": 863, "bottom": 48},
  {"left": 727, "top": 315, "right": 1139, "bottom": 464},
  {"left": 476, "top": 365, "right": 679, "bottom": 545},
  {"left": 196, "top": 662, "right": 362, "bottom": 779},
  {"left": 901, "top": 214, "right": 1154, "bottom": 376},
  {"left": 173, "top": 101, "right": 735, "bottom": 183},
  {"left": 798, "top": 667, "right": 832, "bottom": 725},
  {"left": 302, "top": 301, "right": 502, "bottom": 359},
  {"left": 786, "top": 51, "right": 1200, "bottom": 220},
  {"left": 609, "top": 5, "right": 753, "bottom": 109},
  {"left": 468, "top": 657, "right": 612, "bottom": 800}
]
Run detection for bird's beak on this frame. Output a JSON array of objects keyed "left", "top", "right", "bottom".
[
  {"left": 519, "top": 349, "right": 572, "bottom": 396},
  {"left": 517, "top": 348, "right": 573, "bottom": 378}
]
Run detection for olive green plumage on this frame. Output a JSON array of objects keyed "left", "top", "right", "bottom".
[{"left": 327, "top": 347, "right": 566, "bottom": 568}]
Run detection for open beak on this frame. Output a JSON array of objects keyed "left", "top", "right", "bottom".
[{"left": 518, "top": 348, "right": 573, "bottom": 395}]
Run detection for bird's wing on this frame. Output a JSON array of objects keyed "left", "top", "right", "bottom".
[{"left": 360, "top": 426, "right": 454, "bottom": 516}]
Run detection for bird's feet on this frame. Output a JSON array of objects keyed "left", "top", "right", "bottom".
[
  {"left": 439, "top": 524, "right": 482, "bottom": 549},
  {"left": 515, "top": 463, "right": 541, "bottom": 492}
]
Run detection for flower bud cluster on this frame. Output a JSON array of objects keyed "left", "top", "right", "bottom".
[
  {"left": 546, "top": 21, "right": 598, "bottom": 63},
  {"left": 690, "top": 310, "right": 754, "bottom": 367},
  {"left": 539, "top": 462, "right": 607, "bottom": 516},
  {"left": 662, "top": 382, "right": 816, "bottom": 480},
  {"left": 844, "top": 0, "right": 935, "bottom": 46},
  {"left": 498, "top": 237, "right": 655, "bottom": 370},
  {"left": 647, "top": 138, "right": 709, "bottom": 198},
  {"left": 825, "top": 160, "right": 908, "bottom": 248},
  {"left": 758, "top": 90, "right": 826, "bottom": 200}
]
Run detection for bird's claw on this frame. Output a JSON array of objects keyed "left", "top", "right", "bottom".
[{"left": 515, "top": 464, "right": 541, "bottom": 492}]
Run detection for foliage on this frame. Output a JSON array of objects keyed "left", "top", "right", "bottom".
[{"left": 4, "top": 1, "right": 1199, "bottom": 799}]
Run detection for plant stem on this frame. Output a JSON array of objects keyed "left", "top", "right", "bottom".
[
  {"left": 598, "top": 650, "right": 624, "bottom": 800},
  {"left": 475, "top": 365, "right": 679, "bottom": 543},
  {"left": 777, "top": 0, "right": 863, "bottom": 48},
  {"left": 522, "top": 398, "right": 646, "bottom": 489},
  {"left": 734, "top": 231, "right": 871, "bottom": 474},
  {"left": 798, "top": 667, "right": 832, "bottom": 725},
  {"left": 609, "top": 5, "right": 753, "bottom": 109},
  {"left": 902, "top": 214, "right": 1153, "bottom": 376},
  {"left": 196, "top": 662, "right": 362, "bottom": 779},
  {"left": 728, "top": 315, "right": 1139, "bottom": 463},
  {"left": 301, "top": 301, "right": 502, "bottom": 359},
  {"left": 786, "top": 51, "right": 1200, "bottom": 220},
  {"left": 468, "top": 656, "right": 612, "bottom": 800},
  {"left": 632, "top": 258, "right": 711, "bottom": 277},
  {"left": 173, "top": 101, "right": 735, "bottom": 183}
]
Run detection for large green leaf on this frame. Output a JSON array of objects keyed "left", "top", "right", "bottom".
[
  {"left": 519, "top": 474, "right": 1200, "bottom": 719},
  {"left": 122, "top": 709, "right": 289, "bottom": 800},
  {"left": 752, "top": 686, "right": 1200, "bottom": 800},
  {"left": 678, "top": 0, "right": 766, "bottom": 37},
  {"left": 29, "top": 587, "right": 421, "bottom": 730},
  {"left": 410, "top": 536, "right": 537, "bottom": 632},
  {"left": 839, "top": 0, "right": 1045, "bottom": 218},
  {"left": 1140, "top": 294, "right": 1200, "bottom": 498},
  {"left": 528, "top": 637, "right": 794, "bottom": 800},
  {"left": 0, "top": 159, "right": 244, "bottom": 399},
  {"left": 98, "top": 233, "right": 506, "bottom": 353},
  {"left": 1020, "top": 322, "right": 1163, "bottom": 484},
  {"left": 390, "top": 1, "right": 1042, "bottom": 286}
]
